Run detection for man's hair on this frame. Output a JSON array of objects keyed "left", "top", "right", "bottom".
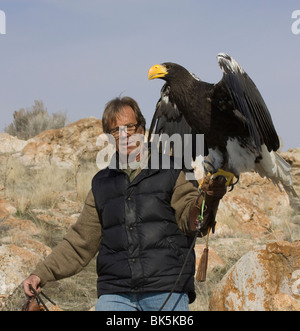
[{"left": 102, "top": 97, "right": 146, "bottom": 133}]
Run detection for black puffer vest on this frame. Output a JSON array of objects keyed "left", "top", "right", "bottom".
[{"left": 92, "top": 154, "right": 196, "bottom": 302}]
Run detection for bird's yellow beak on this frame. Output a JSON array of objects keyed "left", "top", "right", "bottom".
[{"left": 148, "top": 64, "right": 168, "bottom": 80}]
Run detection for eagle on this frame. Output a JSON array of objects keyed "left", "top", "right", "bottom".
[{"left": 148, "top": 53, "right": 298, "bottom": 205}]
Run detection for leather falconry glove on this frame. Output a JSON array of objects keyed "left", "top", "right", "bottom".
[{"left": 189, "top": 174, "right": 227, "bottom": 237}]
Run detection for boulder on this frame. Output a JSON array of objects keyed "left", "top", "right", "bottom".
[
  {"left": 0, "top": 133, "right": 27, "bottom": 155},
  {"left": 0, "top": 198, "right": 17, "bottom": 218},
  {"left": 0, "top": 241, "right": 52, "bottom": 308},
  {"left": 0, "top": 197, "right": 52, "bottom": 308},
  {"left": 0, "top": 244, "right": 40, "bottom": 296},
  {"left": 209, "top": 241, "right": 300, "bottom": 311}
]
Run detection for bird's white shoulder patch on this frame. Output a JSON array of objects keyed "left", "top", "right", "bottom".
[
  {"left": 162, "top": 94, "right": 169, "bottom": 104},
  {"left": 189, "top": 71, "right": 201, "bottom": 81}
]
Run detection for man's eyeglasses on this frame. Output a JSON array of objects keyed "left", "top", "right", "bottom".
[{"left": 109, "top": 123, "right": 140, "bottom": 138}]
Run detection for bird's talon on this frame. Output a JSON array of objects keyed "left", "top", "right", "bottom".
[{"left": 211, "top": 169, "right": 237, "bottom": 187}]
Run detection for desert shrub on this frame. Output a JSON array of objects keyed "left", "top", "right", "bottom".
[{"left": 5, "top": 100, "right": 68, "bottom": 140}]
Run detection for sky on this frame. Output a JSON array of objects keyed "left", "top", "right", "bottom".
[{"left": 0, "top": 0, "right": 299, "bottom": 151}]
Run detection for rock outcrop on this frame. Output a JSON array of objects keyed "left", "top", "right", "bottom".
[
  {"left": 21, "top": 117, "right": 103, "bottom": 168},
  {"left": 0, "top": 118, "right": 103, "bottom": 169},
  {"left": 209, "top": 241, "right": 300, "bottom": 311},
  {"left": 0, "top": 133, "right": 27, "bottom": 155}
]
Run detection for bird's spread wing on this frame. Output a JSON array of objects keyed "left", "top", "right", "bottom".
[
  {"left": 217, "top": 53, "right": 280, "bottom": 152},
  {"left": 148, "top": 84, "right": 205, "bottom": 161}
]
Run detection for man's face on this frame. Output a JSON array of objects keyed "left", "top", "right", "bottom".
[{"left": 109, "top": 106, "right": 145, "bottom": 157}]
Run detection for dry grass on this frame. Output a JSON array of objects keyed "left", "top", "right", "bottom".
[
  {"left": 0, "top": 156, "right": 98, "bottom": 209},
  {"left": 42, "top": 257, "right": 98, "bottom": 311},
  {"left": 3, "top": 258, "right": 98, "bottom": 311}
]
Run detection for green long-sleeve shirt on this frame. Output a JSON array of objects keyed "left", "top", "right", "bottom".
[{"left": 33, "top": 169, "right": 199, "bottom": 287}]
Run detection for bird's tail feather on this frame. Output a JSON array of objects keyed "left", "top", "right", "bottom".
[
  {"left": 255, "top": 148, "right": 299, "bottom": 207},
  {"left": 273, "top": 152, "right": 294, "bottom": 188}
]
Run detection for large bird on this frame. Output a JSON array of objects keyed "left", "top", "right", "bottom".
[{"left": 148, "top": 53, "right": 298, "bottom": 205}]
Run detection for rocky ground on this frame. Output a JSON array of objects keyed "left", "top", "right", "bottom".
[{"left": 0, "top": 119, "right": 299, "bottom": 311}]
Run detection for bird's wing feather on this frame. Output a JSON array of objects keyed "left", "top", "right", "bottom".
[
  {"left": 148, "top": 84, "right": 206, "bottom": 160},
  {"left": 217, "top": 53, "right": 280, "bottom": 152},
  {"left": 148, "top": 85, "right": 183, "bottom": 137}
]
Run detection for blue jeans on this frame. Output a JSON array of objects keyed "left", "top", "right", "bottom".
[{"left": 95, "top": 292, "right": 189, "bottom": 311}]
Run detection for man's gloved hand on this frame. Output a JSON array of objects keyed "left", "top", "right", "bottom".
[{"left": 190, "top": 174, "right": 227, "bottom": 237}]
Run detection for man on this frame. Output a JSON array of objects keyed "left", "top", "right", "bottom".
[{"left": 23, "top": 97, "right": 227, "bottom": 311}]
